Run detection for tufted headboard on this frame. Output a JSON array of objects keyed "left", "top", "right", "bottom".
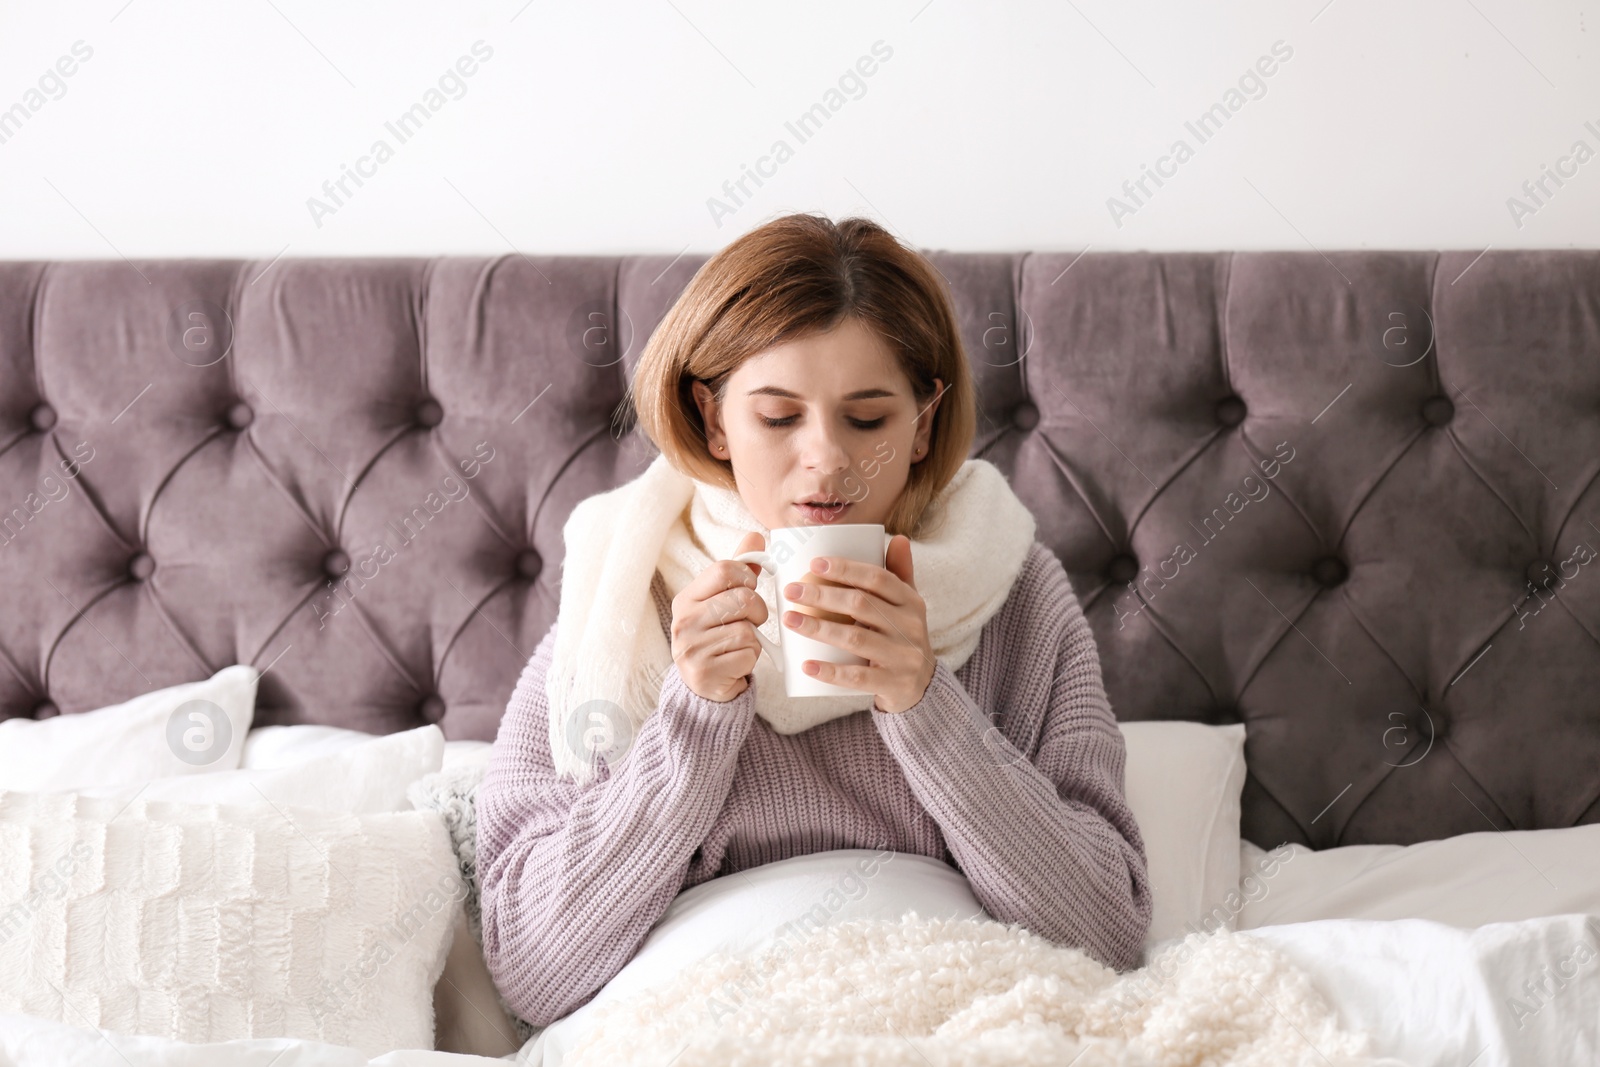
[{"left": 2, "top": 251, "right": 1597, "bottom": 850}]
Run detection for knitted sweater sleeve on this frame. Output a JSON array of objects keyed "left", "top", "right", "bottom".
[
  {"left": 475, "top": 621, "right": 757, "bottom": 1027},
  {"left": 870, "top": 546, "right": 1154, "bottom": 972}
]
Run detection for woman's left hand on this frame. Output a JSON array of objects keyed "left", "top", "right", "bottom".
[{"left": 781, "top": 534, "right": 937, "bottom": 715}]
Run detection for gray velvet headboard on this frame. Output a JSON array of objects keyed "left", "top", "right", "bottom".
[{"left": 2, "top": 250, "right": 1597, "bottom": 851}]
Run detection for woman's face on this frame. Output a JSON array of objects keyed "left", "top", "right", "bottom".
[{"left": 691, "top": 316, "right": 944, "bottom": 530}]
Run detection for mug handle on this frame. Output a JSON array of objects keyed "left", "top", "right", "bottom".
[{"left": 728, "top": 550, "right": 784, "bottom": 674}]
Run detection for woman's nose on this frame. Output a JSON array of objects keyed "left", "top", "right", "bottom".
[{"left": 799, "top": 423, "right": 852, "bottom": 473}]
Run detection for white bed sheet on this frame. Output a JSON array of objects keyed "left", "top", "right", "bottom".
[
  {"left": 1235, "top": 913, "right": 1598, "bottom": 1067},
  {"left": 1236, "top": 827, "right": 1600, "bottom": 929},
  {"left": 0, "top": 1013, "right": 513, "bottom": 1066}
]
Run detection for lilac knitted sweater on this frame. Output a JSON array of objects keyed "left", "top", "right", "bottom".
[{"left": 476, "top": 540, "right": 1153, "bottom": 1028}]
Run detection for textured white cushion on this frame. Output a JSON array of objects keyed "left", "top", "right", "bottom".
[
  {"left": 0, "top": 666, "right": 259, "bottom": 792},
  {"left": 0, "top": 790, "right": 461, "bottom": 1056},
  {"left": 1119, "top": 721, "right": 1248, "bottom": 946},
  {"left": 81, "top": 725, "right": 445, "bottom": 814}
]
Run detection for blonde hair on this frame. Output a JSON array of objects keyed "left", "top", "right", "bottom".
[{"left": 628, "top": 212, "right": 975, "bottom": 537}]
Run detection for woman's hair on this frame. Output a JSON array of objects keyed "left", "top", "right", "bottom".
[{"left": 628, "top": 212, "right": 975, "bottom": 537}]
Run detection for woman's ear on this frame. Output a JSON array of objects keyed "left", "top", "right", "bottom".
[
  {"left": 691, "top": 379, "right": 727, "bottom": 456},
  {"left": 911, "top": 376, "right": 944, "bottom": 461}
]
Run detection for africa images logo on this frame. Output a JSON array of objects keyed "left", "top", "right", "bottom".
[{"left": 164, "top": 699, "right": 233, "bottom": 767}]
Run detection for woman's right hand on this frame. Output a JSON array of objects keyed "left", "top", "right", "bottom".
[{"left": 670, "top": 531, "right": 769, "bottom": 703}]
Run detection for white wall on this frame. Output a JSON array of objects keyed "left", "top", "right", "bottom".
[{"left": 1, "top": 0, "right": 1595, "bottom": 258}]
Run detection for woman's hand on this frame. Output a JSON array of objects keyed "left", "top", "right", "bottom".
[
  {"left": 670, "top": 531, "right": 768, "bottom": 703},
  {"left": 780, "top": 534, "right": 937, "bottom": 715}
]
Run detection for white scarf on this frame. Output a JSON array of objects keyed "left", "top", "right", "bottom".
[{"left": 545, "top": 452, "right": 1037, "bottom": 783}]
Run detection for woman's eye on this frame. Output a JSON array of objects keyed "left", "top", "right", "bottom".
[{"left": 757, "top": 415, "right": 886, "bottom": 430}]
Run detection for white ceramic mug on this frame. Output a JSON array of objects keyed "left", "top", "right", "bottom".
[{"left": 730, "top": 523, "right": 891, "bottom": 698}]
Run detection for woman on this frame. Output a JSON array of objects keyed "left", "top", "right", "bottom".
[{"left": 476, "top": 212, "right": 1153, "bottom": 1029}]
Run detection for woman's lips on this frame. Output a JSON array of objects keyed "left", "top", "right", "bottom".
[{"left": 795, "top": 501, "right": 851, "bottom": 523}]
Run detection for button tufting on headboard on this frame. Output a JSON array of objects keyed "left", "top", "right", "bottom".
[
  {"left": 1105, "top": 554, "right": 1140, "bottom": 585},
  {"left": 415, "top": 397, "right": 444, "bottom": 428},
  {"left": 1420, "top": 395, "right": 1454, "bottom": 426},
  {"left": 1214, "top": 395, "right": 1247, "bottom": 427},
  {"left": 516, "top": 549, "right": 543, "bottom": 581},
  {"left": 29, "top": 403, "right": 56, "bottom": 432},
  {"left": 1310, "top": 557, "right": 1348, "bottom": 588},
  {"left": 1524, "top": 559, "right": 1558, "bottom": 588},
  {"left": 1383, "top": 704, "right": 1447, "bottom": 766},
  {"left": 1212, "top": 705, "right": 1243, "bottom": 726}
]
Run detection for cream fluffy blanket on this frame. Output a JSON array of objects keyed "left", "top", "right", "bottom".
[{"left": 562, "top": 914, "right": 1385, "bottom": 1067}]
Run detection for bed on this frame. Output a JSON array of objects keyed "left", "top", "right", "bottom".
[{"left": 0, "top": 249, "right": 1596, "bottom": 1066}]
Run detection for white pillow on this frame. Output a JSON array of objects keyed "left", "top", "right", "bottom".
[
  {"left": 1118, "top": 721, "right": 1247, "bottom": 945},
  {"left": 1235, "top": 824, "right": 1600, "bottom": 930},
  {"left": 0, "top": 789, "right": 461, "bottom": 1057},
  {"left": 243, "top": 723, "right": 485, "bottom": 777},
  {"left": 0, "top": 665, "right": 258, "bottom": 792},
  {"left": 524, "top": 847, "right": 986, "bottom": 1065},
  {"left": 78, "top": 725, "right": 445, "bottom": 814},
  {"left": 240, "top": 723, "right": 380, "bottom": 769},
  {"left": 442, "top": 739, "right": 491, "bottom": 772}
]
